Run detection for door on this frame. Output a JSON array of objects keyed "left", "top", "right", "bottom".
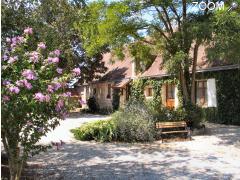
[{"left": 166, "top": 83, "right": 175, "bottom": 108}]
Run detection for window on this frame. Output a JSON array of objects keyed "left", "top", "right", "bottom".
[
  {"left": 166, "top": 84, "right": 175, "bottom": 108},
  {"left": 196, "top": 80, "right": 207, "bottom": 106},
  {"left": 146, "top": 87, "right": 153, "bottom": 97},
  {"left": 106, "top": 84, "right": 111, "bottom": 99},
  {"left": 166, "top": 84, "right": 175, "bottom": 99}
]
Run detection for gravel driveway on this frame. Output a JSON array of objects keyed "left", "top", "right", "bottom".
[{"left": 29, "top": 115, "right": 240, "bottom": 180}]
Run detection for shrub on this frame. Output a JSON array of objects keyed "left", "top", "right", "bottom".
[
  {"left": 1, "top": 29, "right": 79, "bottom": 179},
  {"left": 182, "top": 103, "right": 203, "bottom": 129},
  {"left": 71, "top": 120, "right": 116, "bottom": 142},
  {"left": 112, "top": 102, "right": 155, "bottom": 142},
  {"left": 152, "top": 104, "right": 203, "bottom": 129},
  {"left": 87, "top": 96, "right": 99, "bottom": 112}
]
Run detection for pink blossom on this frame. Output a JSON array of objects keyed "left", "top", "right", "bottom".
[
  {"left": 56, "top": 68, "right": 63, "bottom": 74},
  {"left": 29, "top": 51, "right": 39, "bottom": 63},
  {"left": 47, "top": 85, "right": 54, "bottom": 93},
  {"left": 79, "top": 99, "right": 86, "bottom": 105},
  {"left": 38, "top": 42, "right": 46, "bottom": 49},
  {"left": 24, "top": 27, "right": 33, "bottom": 35},
  {"left": 53, "top": 82, "right": 62, "bottom": 91},
  {"left": 22, "top": 70, "right": 37, "bottom": 80},
  {"left": 9, "top": 86, "right": 20, "bottom": 94},
  {"left": 52, "top": 57, "right": 59, "bottom": 63},
  {"left": 72, "top": 68, "right": 81, "bottom": 76},
  {"left": 61, "top": 92, "right": 71, "bottom": 97},
  {"left": 16, "top": 79, "right": 32, "bottom": 89},
  {"left": 54, "top": 49, "right": 61, "bottom": 56},
  {"left": 12, "top": 37, "right": 17, "bottom": 44},
  {"left": 47, "top": 57, "right": 53, "bottom": 63},
  {"left": 17, "top": 36, "right": 25, "bottom": 44},
  {"left": 55, "top": 99, "right": 64, "bottom": 112},
  {"left": 16, "top": 79, "right": 26, "bottom": 86},
  {"left": 3, "top": 95, "right": 10, "bottom": 102},
  {"left": 8, "top": 56, "right": 18, "bottom": 64},
  {"left": 34, "top": 92, "right": 45, "bottom": 102},
  {"left": 25, "top": 81, "right": 33, "bottom": 89}
]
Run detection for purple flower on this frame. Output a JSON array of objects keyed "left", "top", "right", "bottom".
[
  {"left": 53, "top": 82, "right": 62, "bottom": 91},
  {"left": 16, "top": 79, "right": 32, "bottom": 89},
  {"left": 38, "top": 42, "right": 46, "bottom": 49},
  {"left": 72, "top": 68, "right": 81, "bottom": 76},
  {"left": 52, "top": 57, "right": 59, "bottom": 63},
  {"left": 17, "top": 36, "right": 24, "bottom": 44},
  {"left": 2, "top": 95, "right": 10, "bottom": 102},
  {"left": 55, "top": 99, "right": 64, "bottom": 112},
  {"left": 24, "top": 27, "right": 33, "bottom": 35},
  {"left": 9, "top": 86, "right": 20, "bottom": 94},
  {"left": 8, "top": 56, "right": 18, "bottom": 64},
  {"left": 56, "top": 68, "right": 63, "bottom": 74},
  {"left": 61, "top": 92, "right": 71, "bottom": 97},
  {"left": 3, "top": 55, "right": 8, "bottom": 61},
  {"left": 29, "top": 51, "right": 39, "bottom": 63},
  {"left": 3, "top": 80, "right": 11, "bottom": 86},
  {"left": 22, "top": 70, "right": 37, "bottom": 80},
  {"left": 47, "top": 85, "right": 54, "bottom": 93},
  {"left": 25, "top": 81, "right": 33, "bottom": 90},
  {"left": 54, "top": 49, "right": 61, "bottom": 56},
  {"left": 12, "top": 37, "right": 17, "bottom": 44},
  {"left": 6, "top": 37, "right": 11, "bottom": 43},
  {"left": 16, "top": 79, "right": 26, "bottom": 86},
  {"left": 47, "top": 57, "right": 53, "bottom": 63},
  {"left": 34, "top": 92, "right": 45, "bottom": 102}
]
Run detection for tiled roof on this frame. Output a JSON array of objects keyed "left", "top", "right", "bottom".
[
  {"left": 141, "top": 45, "right": 236, "bottom": 78},
  {"left": 95, "top": 45, "right": 238, "bottom": 82},
  {"left": 96, "top": 52, "right": 133, "bottom": 82}
]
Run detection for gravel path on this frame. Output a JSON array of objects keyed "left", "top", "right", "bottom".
[{"left": 29, "top": 115, "right": 240, "bottom": 180}]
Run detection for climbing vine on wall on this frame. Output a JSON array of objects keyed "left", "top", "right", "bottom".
[
  {"left": 130, "top": 77, "right": 182, "bottom": 111},
  {"left": 197, "top": 69, "right": 240, "bottom": 125},
  {"left": 130, "top": 68, "right": 240, "bottom": 125}
]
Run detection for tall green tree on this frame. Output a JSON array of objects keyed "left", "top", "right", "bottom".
[{"left": 78, "top": 0, "right": 240, "bottom": 109}]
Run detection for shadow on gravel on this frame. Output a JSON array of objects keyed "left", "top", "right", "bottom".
[{"left": 28, "top": 141, "right": 234, "bottom": 180}]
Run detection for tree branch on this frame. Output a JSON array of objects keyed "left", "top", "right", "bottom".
[
  {"left": 162, "top": 7, "right": 174, "bottom": 34},
  {"left": 170, "top": 5, "right": 181, "bottom": 30},
  {"left": 152, "top": 25, "right": 170, "bottom": 42},
  {"left": 155, "top": 6, "right": 171, "bottom": 34}
]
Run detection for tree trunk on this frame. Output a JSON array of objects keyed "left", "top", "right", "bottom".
[
  {"left": 179, "top": 66, "right": 190, "bottom": 105},
  {"left": 2, "top": 134, "right": 23, "bottom": 180},
  {"left": 191, "top": 43, "right": 200, "bottom": 104}
]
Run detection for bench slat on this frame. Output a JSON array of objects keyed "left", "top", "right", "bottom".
[
  {"left": 156, "top": 125, "right": 186, "bottom": 128},
  {"left": 161, "top": 130, "right": 188, "bottom": 134}
]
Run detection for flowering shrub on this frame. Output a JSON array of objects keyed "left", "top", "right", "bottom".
[{"left": 1, "top": 28, "right": 81, "bottom": 180}]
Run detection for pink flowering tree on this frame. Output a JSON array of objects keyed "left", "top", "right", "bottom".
[{"left": 1, "top": 28, "right": 81, "bottom": 180}]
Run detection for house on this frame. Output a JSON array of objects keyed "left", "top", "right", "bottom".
[
  {"left": 75, "top": 46, "right": 240, "bottom": 115},
  {"left": 76, "top": 51, "right": 136, "bottom": 109}
]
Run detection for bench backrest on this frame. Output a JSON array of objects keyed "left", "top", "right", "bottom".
[{"left": 156, "top": 121, "right": 187, "bottom": 129}]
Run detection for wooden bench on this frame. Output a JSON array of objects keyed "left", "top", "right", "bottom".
[{"left": 156, "top": 121, "right": 191, "bottom": 142}]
